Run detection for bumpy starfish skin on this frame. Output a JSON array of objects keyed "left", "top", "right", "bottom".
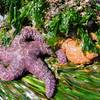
[
  {"left": 0, "top": 26, "right": 56, "bottom": 98},
  {"left": 56, "top": 38, "right": 97, "bottom": 64},
  {"left": 56, "top": 49, "right": 67, "bottom": 64}
]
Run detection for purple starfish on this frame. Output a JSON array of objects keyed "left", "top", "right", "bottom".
[{"left": 0, "top": 26, "right": 56, "bottom": 98}]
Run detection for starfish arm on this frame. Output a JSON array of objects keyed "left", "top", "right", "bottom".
[
  {"left": 10, "top": 36, "right": 20, "bottom": 47},
  {"left": 56, "top": 49, "right": 67, "bottom": 64},
  {"left": 11, "top": 26, "right": 44, "bottom": 48},
  {"left": 0, "top": 47, "right": 6, "bottom": 60},
  {"left": 0, "top": 61, "right": 24, "bottom": 81},
  {"left": 0, "top": 64, "right": 15, "bottom": 81},
  {"left": 20, "top": 26, "right": 44, "bottom": 42},
  {"left": 39, "top": 42, "right": 53, "bottom": 55},
  {"left": 0, "top": 47, "right": 12, "bottom": 63},
  {"left": 25, "top": 58, "right": 56, "bottom": 98}
]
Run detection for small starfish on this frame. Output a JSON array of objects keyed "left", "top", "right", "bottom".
[
  {"left": 0, "top": 26, "right": 56, "bottom": 98},
  {"left": 56, "top": 38, "right": 98, "bottom": 64}
]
